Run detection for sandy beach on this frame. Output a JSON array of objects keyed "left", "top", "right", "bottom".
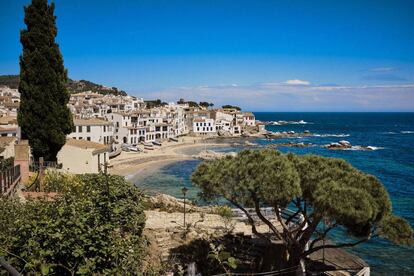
[{"left": 108, "top": 136, "right": 232, "bottom": 179}]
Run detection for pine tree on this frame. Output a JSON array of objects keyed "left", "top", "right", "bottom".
[{"left": 18, "top": 0, "right": 73, "bottom": 161}]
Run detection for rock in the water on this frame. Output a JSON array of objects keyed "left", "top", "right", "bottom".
[{"left": 339, "top": 140, "right": 351, "bottom": 147}]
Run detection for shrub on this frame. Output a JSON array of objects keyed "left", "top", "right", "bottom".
[{"left": 0, "top": 173, "right": 146, "bottom": 275}]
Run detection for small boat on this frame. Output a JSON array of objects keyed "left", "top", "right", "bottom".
[
  {"left": 128, "top": 146, "right": 141, "bottom": 152},
  {"left": 152, "top": 141, "right": 162, "bottom": 146},
  {"left": 144, "top": 143, "right": 154, "bottom": 150},
  {"left": 169, "top": 137, "right": 179, "bottom": 142},
  {"left": 109, "top": 148, "right": 122, "bottom": 158}
]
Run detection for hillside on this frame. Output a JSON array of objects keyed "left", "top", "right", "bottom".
[{"left": 0, "top": 75, "right": 127, "bottom": 96}]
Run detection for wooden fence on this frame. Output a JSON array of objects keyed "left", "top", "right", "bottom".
[{"left": 0, "top": 165, "right": 21, "bottom": 196}]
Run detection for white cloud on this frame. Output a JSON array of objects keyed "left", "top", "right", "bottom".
[
  {"left": 134, "top": 83, "right": 414, "bottom": 111},
  {"left": 284, "top": 79, "right": 311, "bottom": 86},
  {"left": 369, "top": 67, "right": 397, "bottom": 72}
]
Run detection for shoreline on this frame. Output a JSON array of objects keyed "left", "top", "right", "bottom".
[{"left": 108, "top": 136, "right": 232, "bottom": 179}]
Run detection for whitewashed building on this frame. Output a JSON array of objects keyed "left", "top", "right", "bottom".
[
  {"left": 193, "top": 117, "right": 216, "bottom": 136},
  {"left": 68, "top": 118, "right": 113, "bottom": 145},
  {"left": 242, "top": 112, "right": 256, "bottom": 126},
  {"left": 58, "top": 139, "right": 110, "bottom": 174},
  {"left": 0, "top": 115, "right": 20, "bottom": 138}
]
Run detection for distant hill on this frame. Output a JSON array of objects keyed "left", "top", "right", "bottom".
[
  {"left": 0, "top": 75, "right": 20, "bottom": 89},
  {"left": 0, "top": 75, "right": 127, "bottom": 96}
]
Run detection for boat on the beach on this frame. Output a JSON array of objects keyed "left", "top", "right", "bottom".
[
  {"left": 169, "top": 137, "right": 179, "bottom": 142},
  {"left": 109, "top": 147, "right": 122, "bottom": 158},
  {"left": 144, "top": 143, "right": 154, "bottom": 150},
  {"left": 152, "top": 140, "right": 162, "bottom": 146}
]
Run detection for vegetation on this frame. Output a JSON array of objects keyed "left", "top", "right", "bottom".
[
  {"left": 199, "top": 101, "right": 214, "bottom": 109},
  {"left": 214, "top": 205, "right": 236, "bottom": 233},
  {"left": 0, "top": 74, "right": 127, "bottom": 96},
  {"left": 66, "top": 79, "right": 127, "bottom": 96},
  {"left": 192, "top": 149, "right": 413, "bottom": 267},
  {"left": 222, "top": 105, "right": 241, "bottom": 111},
  {"left": 0, "top": 173, "right": 146, "bottom": 275},
  {"left": 208, "top": 243, "right": 237, "bottom": 274},
  {"left": 145, "top": 99, "right": 168, "bottom": 108},
  {"left": 0, "top": 157, "right": 14, "bottom": 171},
  {"left": 18, "top": 0, "right": 73, "bottom": 161},
  {"left": 0, "top": 75, "right": 20, "bottom": 89},
  {"left": 177, "top": 98, "right": 203, "bottom": 108}
]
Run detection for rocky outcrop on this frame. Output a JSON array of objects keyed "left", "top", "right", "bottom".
[
  {"left": 323, "top": 140, "right": 379, "bottom": 151},
  {"left": 192, "top": 150, "right": 237, "bottom": 160}
]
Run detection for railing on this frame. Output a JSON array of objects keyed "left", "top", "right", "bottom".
[
  {"left": 29, "top": 161, "right": 61, "bottom": 172},
  {"left": 0, "top": 165, "right": 21, "bottom": 196},
  {"left": 232, "top": 207, "right": 302, "bottom": 225}
]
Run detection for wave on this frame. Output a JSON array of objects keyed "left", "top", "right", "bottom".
[
  {"left": 267, "top": 120, "right": 311, "bottom": 125},
  {"left": 401, "top": 131, "right": 414, "bottom": 134},
  {"left": 313, "top": 134, "right": 350, "bottom": 137},
  {"left": 343, "top": 146, "right": 384, "bottom": 151}
]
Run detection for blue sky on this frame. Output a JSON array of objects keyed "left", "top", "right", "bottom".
[{"left": 1, "top": 0, "right": 414, "bottom": 111}]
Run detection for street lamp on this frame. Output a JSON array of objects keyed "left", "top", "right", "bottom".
[{"left": 181, "top": 186, "right": 188, "bottom": 231}]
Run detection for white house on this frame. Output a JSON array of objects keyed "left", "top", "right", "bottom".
[
  {"left": 192, "top": 117, "right": 216, "bottom": 136},
  {"left": 68, "top": 118, "right": 113, "bottom": 145},
  {"left": 103, "top": 112, "right": 131, "bottom": 144},
  {"left": 0, "top": 136, "right": 17, "bottom": 160},
  {"left": 242, "top": 112, "right": 256, "bottom": 126},
  {"left": 57, "top": 139, "right": 110, "bottom": 174},
  {"left": 0, "top": 115, "right": 20, "bottom": 138}
]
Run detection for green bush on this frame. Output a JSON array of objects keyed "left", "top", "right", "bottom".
[
  {"left": 0, "top": 173, "right": 146, "bottom": 275},
  {"left": 213, "top": 205, "right": 235, "bottom": 233}
]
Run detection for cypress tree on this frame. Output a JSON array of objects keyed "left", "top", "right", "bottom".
[{"left": 18, "top": 0, "right": 73, "bottom": 161}]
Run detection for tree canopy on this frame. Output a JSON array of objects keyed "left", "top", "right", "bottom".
[
  {"left": 191, "top": 149, "right": 413, "bottom": 266},
  {"left": 145, "top": 99, "right": 168, "bottom": 108},
  {"left": 18, "top": 0, "right": 73, "bottom": 161},
  {"left": 0, "top": 173, "right": 146, "bottom": 275},
  {"left": 199, "top": 101, "right": 214, "bottom": 109},
  {"left": 222, "top": 105, "right": 241, "bottom": 111}
]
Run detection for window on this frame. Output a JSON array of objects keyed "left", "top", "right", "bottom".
[
  {"left": 87, "top": 137, "right": 91, "bottom": 141},
  {"left": 78, "top": 126, "right": 82, "bottom": 132},
  {"left": 79, "top": 137, "right": 83, "bottom": 139},
  {"left": 87, "top": 126, "right": 91, "bottom": 132},
  {"left": 103, "top": 126, "right": 106, "bottom": 132}
]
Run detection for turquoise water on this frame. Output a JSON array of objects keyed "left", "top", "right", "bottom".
[{"left": 134, "top": 112, "right": 414, "bottom": 274}]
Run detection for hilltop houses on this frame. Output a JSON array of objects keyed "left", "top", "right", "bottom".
[
  {"left": 0, "top": 83, "right": 262, "bottom": 172},
  {"left": 0, "top": 115, "right": 20, "bottom": 138}
]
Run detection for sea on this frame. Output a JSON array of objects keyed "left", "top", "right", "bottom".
[{"left": 133, "top": 112, "right": 414, "bottom": 275}]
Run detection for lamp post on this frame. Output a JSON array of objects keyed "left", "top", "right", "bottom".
[{"left": 181, "top": 186, "right": 188, "bottom": 231}]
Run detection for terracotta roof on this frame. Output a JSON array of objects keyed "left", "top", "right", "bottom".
[
  {"left": 0, "top": 115, "right": 17, "bottom": 125},
  {"left": 71, "top": 92, "right": 103, "bottom": 98},
  {"left": 0, "top": 127, "right": 17, "bottom": 133},
  {"left": 193, "top": 118, "right": 210, "bottom": 122},
  {"left": 0, "top": 136, "right": 16, "bottom": 146},
  {"left": 243, "top": 112, "right": 254, "bottom": 117},
  {"left": 4, "top": 102, "right": 19, "bottom": 108},
  {"left": 65, "top": 139, "right": 110, "bottom": 155},
  {"left": 74, "top": 118, "right": 112, "bottom": 126}
]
